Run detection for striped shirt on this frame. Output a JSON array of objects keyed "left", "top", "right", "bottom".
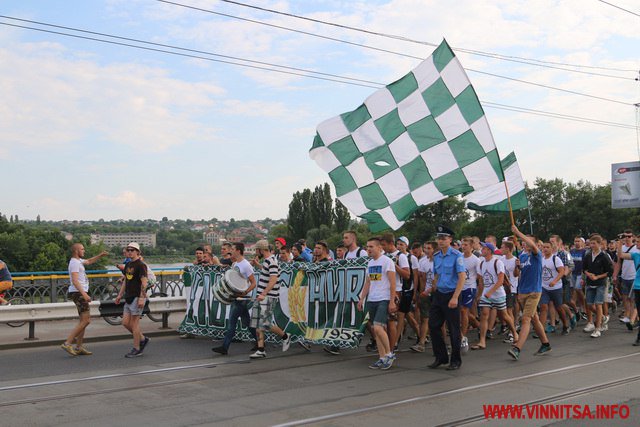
[{"left": 257, "top": 254, "right": 280, "bottom": 298}]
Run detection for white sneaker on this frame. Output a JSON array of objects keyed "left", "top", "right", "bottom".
[
  {"left": 620, "top": 316, "right": 630, "bottom": 324},
  {"left": 249, "top": 350, "right": 266, "bottom": 359},
  {"left": 590, "top": 329, "right": 601, "bottom": 338},
  {"left": 282, "top": 334, "right": 291, "bottom": 352},
  {"left": 601, "top": 323, "right": 608, "bottom": 331},
  {"left": 461, "top": 336, "right": 469, "bottom": 353},
  {"left": 583, "top": 322, "right": 595, "bottom": 332},
  {"left": 603, "top": 315, "right": 610, "bottom": 324}
]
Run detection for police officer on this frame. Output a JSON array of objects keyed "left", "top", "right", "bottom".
[{"left": 428, "top": 225, "right": 466, "bottom": 370}]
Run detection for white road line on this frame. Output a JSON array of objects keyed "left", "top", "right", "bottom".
[
  {"left": 0, "top": 360, "right": 236, "bottom": 392},
  {"left": 272, "top": 351, "right": 640, "bottom": 427}
]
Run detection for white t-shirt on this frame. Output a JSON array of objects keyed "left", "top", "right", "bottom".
[
  {"left": 501, "top": 256, "right": 519, "bottom": 293},
  {"left": 367, "top": 255, "right": 396, "bottom": 302},
  {"left": 462, "top": 254, "right": 480, "bottom": 290},
  {"left": 68, "top": 258, "right": 88, "bottom": 293},
  {"left": 418, "top": 257, "right": 434, "bottom": 292},
  {"left": 143, "top": 262, "right": 156, "bottom": 284},
  {"left": 478, "top": 256, "right": 506, "bottom": 298},
  {"left": 233, "top": 259, "right": 254, "bottom": 280},
  {"left": 541, "top": 254, "right": 564, "bottom": 291},
  {"left": 346, "top": 247, "right": 366, "bottom": 259},
  {"left": 621, "top": 245, "right": 640, "bottom": 280},
  {"left": 387, "top": 250, "right": 409, "bottom": 292}
]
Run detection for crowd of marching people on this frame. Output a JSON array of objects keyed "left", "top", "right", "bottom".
[{"left": 198, "top": 225, "right": 640, "bottom": 370}]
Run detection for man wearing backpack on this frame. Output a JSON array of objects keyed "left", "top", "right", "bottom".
[
  {"left": 540, "top": 242, "right": 570, "bottom": 335},
  {"left": 343, "top": 230, "right": 367, "bottom": 258},
  {"left": 550, "top": 235, "right": 577, "bottom": 330},
  {"left": 395, "top": 236, "right": 420, "bottom": 350},
  {"left": 472, "top": 242, "right": 518, "bottom": 350},
  {"left": 613, "top": 231, "right": 638, "bottom": 327}
]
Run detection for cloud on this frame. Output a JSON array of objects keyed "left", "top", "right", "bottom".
[
  {"left": 94, "top": 191, "right": 154, "bottom": 210},
  {"left": 0, "top": 42, "right": 225, "bottom": 154}
]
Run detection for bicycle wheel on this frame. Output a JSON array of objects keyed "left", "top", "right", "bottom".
[
  {"left": 102, "top": 284, "right": 123, "bottom": 326},
  {"left": 146, "top": 292, "right": 168, "bottom": 322},
  {"left": 6, "top": 296, "right": 29, "bottom": 327}
]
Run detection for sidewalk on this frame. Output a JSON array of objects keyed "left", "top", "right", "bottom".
[{"left": 0, "top": 314, "right": 183, "bottom": 350}]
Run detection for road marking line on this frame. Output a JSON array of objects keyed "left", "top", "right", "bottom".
[{"left": 273, "top": 351, "right": 640, "bottom": 427}]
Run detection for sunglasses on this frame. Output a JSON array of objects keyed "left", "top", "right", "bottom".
[{"left": 126, "top": 248, "right": 137, "bottom": 252}]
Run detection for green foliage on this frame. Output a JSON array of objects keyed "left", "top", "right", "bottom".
[{"left": 334, "top": 199, "right": 351, "bottom": 233}]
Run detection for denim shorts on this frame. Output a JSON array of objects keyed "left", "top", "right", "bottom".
[
  {"left": 572, "top": 274, "right": 583, "bottom": 290},
  {"left": 460, "top": 288, "right": 477, "bottom": 309},
  {"left": 585, "top": 286, "right": 605, "bottom": 305},
  {"left": 540, "top": 287, "right": 564, "bottom": 308},
  {"left": 621, "top": 279, "right": 634, "bottom": 296},
  {"left": 367, "top": 300, "right": 389, "bottom": 326},
  {"left": 123, "top": 297, "right": 144, "bottom": 316}
]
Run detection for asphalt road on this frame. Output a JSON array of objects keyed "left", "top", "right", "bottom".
[{"left": 1, "top": 319, "right": 639, "bottom": 427}]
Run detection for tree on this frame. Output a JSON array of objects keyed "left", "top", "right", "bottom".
[
  {"left": 36, "top": 214, "right": 41, "bottom": 224},
  {"left": 334, "top": 198, "right": 351, "bottom": 233},
  {"left": 400, "top": 198, "right": 469, "bottom": 243},
  {"left": 309, "top": 184, "right": 333, "bottom": 229}
]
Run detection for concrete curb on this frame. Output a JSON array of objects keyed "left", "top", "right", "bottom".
[{"left": 0, "top": 329, "right": 181, "bottom": 351}]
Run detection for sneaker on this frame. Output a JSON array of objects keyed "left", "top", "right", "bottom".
[
  {"left": 486, "top": 331, "right": 493, "bottom": 340},
  {"left": 212, "top": 346, "right": 228, "bottom": 355},
  {"left": 583, "top": 322, "right": 595, "bottom": 332},
  {"left": 369, "top": 358, "right": 384, "bottom": 369},
  {"left": 179, "top": 333, "right": 194, "bottom": 339},
  {"left": 60, "top": 343, "right": 78, "bottom": 356},
  {"left": 580, "top": 312, "right": 588, "bottom": 321},
  {"left": 282, "top": 334, "right": 291, "bottom": 352},
  {"left": 249, "top": 350, "right": 266, "bottom": 359},
  {"left": 75, "top": 346, "right": 93, "bottom": 356},
  {"left": 532, "top": 333, "right": 539, "bottom": 339},
  {"left": 297, "top": 341, "right": 311, "bottom": 351},
  {"left": 590, "top": 329, "right": 602, "bottom": 338},
  {"left": 626, "top": 321, "right": 634, "bottom": 331},
  {"left": 365, "top": 341, "right": 377, "bottom": 352},
  {"left": 410, "top": 343, "right": 425, "bottom": 353},
  {"left": 603, "top": 315, "right": 610, "bottom": 324},
  {"left": 508, "top": 346, "right": 520, "bottom": 360},
  {"left": 324, "top": 345, "right": 340, "bottom": 355},
  {"left": 601, "top": 323, "right": 608, "bottom": 332},
  {"left": 140, "top": 336, "right": 150, "bottom": 353},
  {"left": 461, "top": 336, "right": 469, "bottom": 352},
  {"left": 570, "top": 315, "right": 577, "bottom": 329},
  {"left": 561, "top": 327, "right": 569, "bottom": 336},
  {"left": 545, "top": 324, "right": 556, "bottom": 334},
  {"left": 633, "top": 339, "right": 640, "bottom": 346},
  {"left": 534, "top": 343, "right": 552, "bottom": 356},
  {"left": 388, "top": 352, "right": 397, "bottom": 361},
  {"left": 380, "top": 356, "right": 394, "bottom": 370},
  {"left": 425, "top": 335, "right": 431, "bottom": 344},
  {"left": 620, "top": 316, "right": 630, "bottom": 324},
  {"left": 503, "top": 333, "right": 514, "bottom": 344},
  {"left": 124, "top": 348, "right": 143, "bottom": 358}
]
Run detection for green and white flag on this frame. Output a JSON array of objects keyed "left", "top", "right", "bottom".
[
  {"left": 465, "top": 151, "right": 528, "bottom": 212},
  {"left": 310, "top": 39, "right": 503, "bottom": 232}
]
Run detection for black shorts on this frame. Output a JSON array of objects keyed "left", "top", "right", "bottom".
[{"left": 398, "top": 290, "right": 414, "bottom": 314}]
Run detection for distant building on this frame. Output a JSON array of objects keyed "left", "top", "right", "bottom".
[
  {"left": 90, "top": 232, "right": 157, "bottom": 248},
  {"left": 203, "top": 228, "right": 225, "bottom": 246}
]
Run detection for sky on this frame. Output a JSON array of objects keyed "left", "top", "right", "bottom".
[{"left": 1, "top": 0, "right": 639, "bottom": 221}]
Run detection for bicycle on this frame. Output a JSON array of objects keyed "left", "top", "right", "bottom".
[
  {"left": 100, "top": 281, "right": 166, "bottom": 325},
  {"left": 1, "top": 290, "right": 29, "bottom": 328}
]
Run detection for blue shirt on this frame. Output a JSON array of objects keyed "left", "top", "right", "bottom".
[
  {"left": 301, "top": 247, "right": 313, "bottom": 262},
  {"left": 0, "top": 260, "right": 11, "bottom": 282},
  {"left": 434, "top": 247, "right": 465, "bottom": 293},
  {"left": 631, "top": 253, "right": 640, "bottom": 290},
  {"left": 570, "top": 248, "right": 585, "bottom": 276},
  {"left": 518, "top": 250, "right": 542, "bottom": 294}
]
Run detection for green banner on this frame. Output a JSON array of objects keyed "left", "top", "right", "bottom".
[{"left": 178, "top": 259, "right": 370, "bottom": 348}]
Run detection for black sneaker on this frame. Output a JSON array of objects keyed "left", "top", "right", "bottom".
[
  {"left": 626, "top": 322, "right": 634, "bottom": 331},
  {"left": 212, "top": 346, "right": 228, "bottom": 355},
  {"left": 535, "top": 343, "right": 552, "bottom": 356},
  {"left": 140, "top": 336, "right": 150, "bottom": 353},
  {"left": 297, "top": 341, "right": 312, "bottom": 351},
  {"left": 365, "top": 341, "right": 377, "bottom": 352},
  {"left": 125, "top": 348, "right": 143, "bottom": 358},
  {"left": 633, "top": 339, "right": 640, "bottom": 347},
  {"left": 323, "top": 345, "right": 340, "bottom": 355}
]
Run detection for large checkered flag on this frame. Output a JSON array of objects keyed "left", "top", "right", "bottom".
[{"left": 310, "top": 39, "right": 504, "bottom": 232}]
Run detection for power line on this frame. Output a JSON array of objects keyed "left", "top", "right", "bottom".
[
  {"left": 599, "top": 0, "right": 640, "bottom": 18},
  {"left": 156, "top": 0, "right": 635, "bottom": 82},
  {"left": 1, "top": 19, "right": 637, "bottom": 131},
  {"left": 197, "top": 0, "right": 638, "bottom": 73},
  {"left": 4, "top": 14, "right": 632, "bottom": 109},
  {"left": 0, "top": 20, "right": 380, "bottom": 89}
]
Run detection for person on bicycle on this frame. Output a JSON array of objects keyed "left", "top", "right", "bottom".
[
  {"left": 0, "top": 259, "right": 13, "bottom": 306},
  {"left": 61, "top": 244, "right": 108, "bottom": 356}
]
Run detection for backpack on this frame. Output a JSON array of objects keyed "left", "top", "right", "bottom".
[
  {"left": 401, "top": 253, "right": 414, "bottom": 291},
  {"left": 356, "top": 246, "right": 366, "bottom": 257},
  {"left": 480, "top": 259, "right": 511, "bottom": 294},
  {"left": 552, "top": 254, "right": 569, "bottom": 286}
]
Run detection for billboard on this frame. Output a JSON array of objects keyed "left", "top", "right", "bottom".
[{"left": 612, "top": 161, "right": 640, "bottom": 208}]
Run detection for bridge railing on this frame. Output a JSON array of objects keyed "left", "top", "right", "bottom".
[{"left": 8, "top": 269, "right": 186, "bottom": 304}]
